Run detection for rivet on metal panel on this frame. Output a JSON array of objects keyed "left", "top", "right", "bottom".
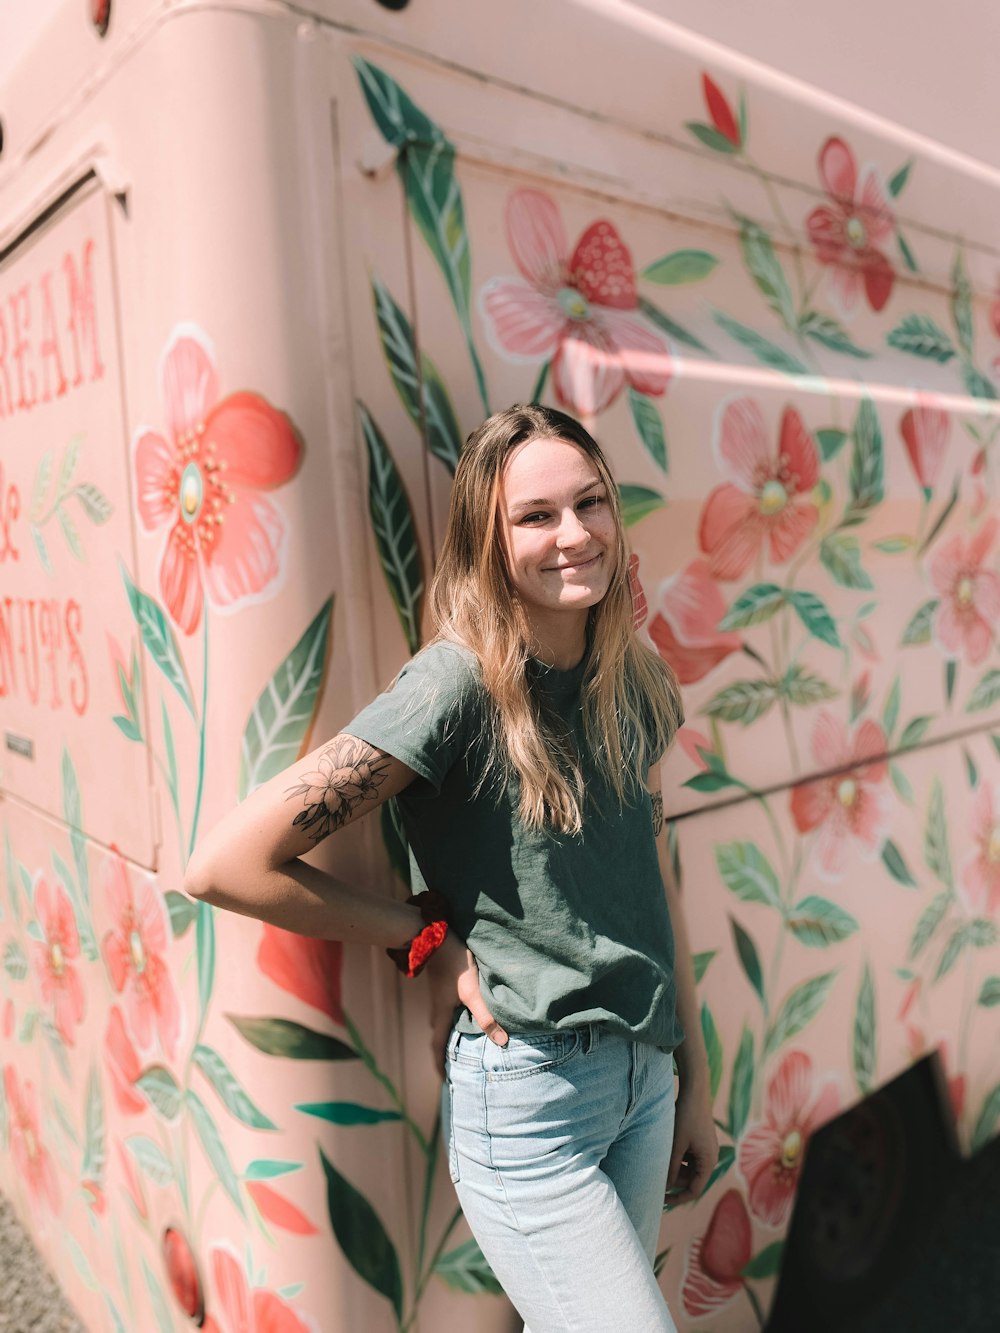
[{"left": 296, "top": 20, "right": 319, "bottom": 43}]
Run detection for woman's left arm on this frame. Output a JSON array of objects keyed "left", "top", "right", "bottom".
[{"left": 647, "top": 762, "right": 719, "bottom": 1205}]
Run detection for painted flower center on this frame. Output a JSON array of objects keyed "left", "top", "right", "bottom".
[
  {"left": 179, "top": 463, "right": 204, "bottom": 523},
  {"left": 780, "top": 1129, "right": 802, "bottom": 1169},
  {"left": 49, "top": 942, "right": 65, "bottom": 976},
  {"left": 845, "top": 215, "right": 867, "bottom": 249},
  {"left": 987, "top": 826, "right": 1000, "bottom": 864},
  {"left": 955, "top": 576, "right": 975, "bottom": 608},
  {"left": 557, "top": 286, "right": 591, "bottom": 321},
  {"left": 837, "top": 778, "right": 858, "bottom": 808},
  {"left": 129, "top": 929, "right": 147, "bottom": 974},
  {"left": 759, "top": 480, "right": 788, "bottom": 515},
  {"left": 24, "top": 1129, "right": 37, "bottom": 1161}
]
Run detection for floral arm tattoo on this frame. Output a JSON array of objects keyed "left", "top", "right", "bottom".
[
  {"left": 285, "top": 736, "right": 392, "bottom": 843},
  {"left": 650, "top": 790, "right": 664, "bottom": 839}
]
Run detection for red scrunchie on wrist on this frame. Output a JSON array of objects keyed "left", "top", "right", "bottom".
[{"left": 386, "top": 891, "right": 450, "bottom": 979}]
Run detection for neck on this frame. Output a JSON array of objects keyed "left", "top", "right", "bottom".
[{"left": 525, "top": 610, "right": 589, "bottom": 669}]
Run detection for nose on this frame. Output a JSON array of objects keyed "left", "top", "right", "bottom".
[{"left": 556, "top": 507, "right": 590, "bottom": 549}]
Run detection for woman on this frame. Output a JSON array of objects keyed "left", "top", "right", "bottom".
[{"left": 186, "top": 404, "right": 717, "bottom": 1332}]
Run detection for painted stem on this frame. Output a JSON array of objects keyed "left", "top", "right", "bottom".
[
  {"left": 342, "top": 1011, "right": 429, "bottom": 1154},
  {"left": 186, "top": 619, "right": 210, "bottom": 864},
  {"left": 529, "top": 360, "right": 550, "bottom": 405},
  {"left": 402, "top": 1204, "right": 464, "bottom": 1332},
  {"left": 745, "top": 1282, "right": 766, "bottom": 1327}
]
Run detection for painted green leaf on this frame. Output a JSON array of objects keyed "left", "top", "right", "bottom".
[
  {"left": 967, "top": 669, "right": 1000, "bottom": 713},
  {"left": 787, "top": 896, "right": 859, "bottom": 947},
  {"left": 898, "top": 716, "right": 932, "bottom": 750},
  {"left": 897, "top": 229, "right": 919, "bottom": 272},
  {"left": 238, "top": 597, "right": 334, "bottom": 800},
  {"left": 165, "top": 891, "right": 198, "bottom": 939},
  {"left": 244, "top": 1159, "right": 303, "bottom": 1181},
  {"left": 819, "top": 534, "right": 873, "bottom": 590},
  {"left": 901, "top": 599, "right": 938, "bottom": 646},
  {"left": 787, "top": 589, "right": 842, "bottom": 649},
  {"left": 888, "top": 160, "right": 913, "bottom": 197},
  {"left": 712, "top": 310, "right": 808, "bottom": 376},
  {"left": 434, "top": 1237, "right": 503, "bottom": 1295},
  {"left": 909, "top": 891, "right": 950, "bottom": 960},
  {"left": 227, "top": 1015, "right": 358, "bottom": 1061},
  {"left": 718, "top": 583, "right": 785, "bottom": 630},
  {"left": 72, "top": 482, "right": 113, "bottom": 524},
  {"left": 781, "top": 666, "right": 837, "bottom": 708},
  {"left": 692, "top": 950, "right": 716, "bottom": 984},
  {"left": 728, "top": 1027, "right": 754, "bottom": 1141},
  {"left": 686, "top": 121, "right": 740, "bottom": 154},
  {"left": 58, "top": 505, "right": 84, "bottom": 560},
  {"left": 887, "top": 315, "right": 955, "bottom": 363},
  {"left": 968, "top": 919, "right": 998, "bottom": 948},
  {"left": 359, "top": 403, "right": 425, "bottom": 654},
  {"left": 30, "top": 524, "right": 52, "bottom": 574},
  {"left": 881, "top": 839, "right": 917, "bottom": 888},
  {"left": 627, "top": 387, "right": 668, "bottom": 472},
  {"left": 704, "top": 679, "right": 778, "bottom": 725},
  {"left": 120, "top": 564, "right": 195, "bottom": 717},
  {"left": 351, "top": 57, "right": 442, "bottom": 148},
  {"left": 125, "top": 1135, "right": 174, "bottom": 1187},
  {"left": 642, "top": 250, "right": 719, "bottom": 285},
  {"left": 799, "top": 311, "right": 871, "bottom": 359},
  {"left": 764, "top": 973, "right": 837, "bottom": 1059},
  {"left": 161, "top": 698, "right": 178, "bottom": 819},
  {"left": 882, "top": 676, "right": 901, "bottom": 739},
  {"left": 735, "top": 215, "right": 796, "bottom": 329},
  {"left": 918, "top": 477, "right": 960, "bottom": 557},
  {"left": 618, "top": 483, "right": 666, "bottom": 527},
  {"left": 950, "top": 665, "right": 961, "bottom": 712},
  {"left": 844, "top": 397, "right": 884, "bottom": 523},
  {"left": 960, "top": 359, "right": 998, "bottom": 401},
  {"left": 61, "top": 747, "right": 88, "bottom": 903},
  {"left": 638, "top": 297, "right": 711, "bottom": 353},
  {"left": 978, "top": 977, "right": 1000, "bottom": 1008},
  {"left": 924, "top": 779, "right": 953, "bottom": 890},
  {"left": 730, "top": 917, "right": 764, "bottom": 1002},
  {"left": 371, "top": 274, "right": 462, "bottom": 473},
  {"left": 742, "top": 1241, "right": 784, "bottom": 1280},
  {"left": 875, "top": 535, "right": 914, "bottom": 554},
  {"left": 3, "top": 938, "right": 27, "bottom": 980},
  {"left": 196, "top": 901, "right": 215, "bottom": 1028},
  {"left": 715, "top": 842, "right": 782, "bottom": 910},
  {"left": 193, "top": 1044, "right": 277, "bottom": 1130},
  {"left": 142, "top": 1258, "right": 174, "bottom": 1333},
  {"left": 113, "top": 715, "right": 142, "bottom": 742},
  {"left": 972, "top": 1082, "right": 1000, "bottom": 1153},
  {"left": 29, "top": 449, "right": 53, "bottom": 520},
  {"left": 320, "top": 1146, "right": 403, "bottom": 1320},
  {"left": 853, "top": 961, "right": 876, "bottom": 1095},
  {"left": 704, "top": 1143, "right": 736, "bottom": 1195},
  {"left": 934, "top": 922, "right": 971, "bottom": 983},
  {"left": 700, "top": 1003, "right": 724, "bottom": 1101},
  {"left": 81, "top": 1065, "right": 106, "bottom": 1184},
  {"left": 135, "top": 1066, "right": 184, "bottom": 1122},
  {"left": 64, "top": 1236, "right": 99, "bottom": 1292},
  {"left": 951, "top": 251, "right": 974, "bottom": 357},
  {"left": 816, "top": 428, "right": 848, "bottom": 461},
  {"left": 186, "top": 1089, "right": 246, "bottom": 1216},
  {"left": 684, "top": 769, "right": 745, "bottom": 793},
  {"left": 296, "top": 1101, "right": 403, "bottom": 1126}
]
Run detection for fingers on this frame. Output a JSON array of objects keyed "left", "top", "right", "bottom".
[{"left": 477, "top": 1012, "right": 509, "bottom": 1047}]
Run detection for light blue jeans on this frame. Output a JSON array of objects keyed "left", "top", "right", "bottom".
[{"left": 442, "top": 1023, "right": 678, "bottom": 1333}]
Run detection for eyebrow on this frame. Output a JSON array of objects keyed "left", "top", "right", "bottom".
[{"left": 508, "top": 478, "right": 605, "bottom": 513}]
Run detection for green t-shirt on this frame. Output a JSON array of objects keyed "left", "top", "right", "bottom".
[{"left": 345, "top": 639, "right": 684, "bottom": 1051}]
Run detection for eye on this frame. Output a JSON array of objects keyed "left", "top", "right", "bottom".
[
  {"left": 518, "top": 511, "right": 550, "bottom": 525},
  {"left": 578, "top": 494, "right": 603, "bottom": 511}
]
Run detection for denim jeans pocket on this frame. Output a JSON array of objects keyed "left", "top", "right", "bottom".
[{"left": 484, "top": 1029, "right": 583, "bottom": 1082}]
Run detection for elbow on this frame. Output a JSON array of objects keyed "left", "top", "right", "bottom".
[{"left": 183, "top": 846, "right": 218, "bottom": 904}]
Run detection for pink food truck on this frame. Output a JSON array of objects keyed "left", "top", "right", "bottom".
[{"left": 2, "top": 1, "right": 1000, "bottom": 1329}]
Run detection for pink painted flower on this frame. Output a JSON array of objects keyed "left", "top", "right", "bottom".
[
  {"left": 258, "top": 924, "right": 343, "bottom": 1026},
  {"left": 699, "top": 399, "right": 820, "bottom": 581},
  {"left": 103, "top": 1005, "right": 146, "bottom": 1115},
  {"left": 163, "top": 1227, "right": 205, "bottom": 1324},
  {"left": 899, "top": 399, "right": 950, "bottom": 495},
  {"left": 101, "top": 850, "right": 180, "bottom": 1057},
  {"left": 681, "top": 1189, "right": 752, "bottom": 1317},
  {"left": 31, "top": 873, "right": 85, "bottom": 1045},
  {"left": 738, "top": 1050, "right": 839, "bottom": 1227},
  {"left": 961, "top": 782, "right": 1000, "bottom": 916},
  {"left": 701, "top": 73, "right": 742, "bottom": 148},
  {"left": 202, "top": 1247, "right": 313, "bottom": 1333},
  {"left": 3, "top": 1066, "right": 60, "bottom": 1214},
  {"left": 648, "top": 560, "right": 742, "bottom": 684},
  {"left": 480, "top": 189, "right": 672, "bottom": 415},
  {"left": 133, "top": 329, "right": 302, "bottom": 634},
  {"left": 677, "top": 726, "right": 713, "bottom": 771},
  {"left": 928, "top": 517, "right": 1000, "bottom": 665},
  {"left": 790, "top": 712, "right": 890, "bottom": 879},
  {"left": 806, "top": 137, "right": 895, "bottom": 314}
]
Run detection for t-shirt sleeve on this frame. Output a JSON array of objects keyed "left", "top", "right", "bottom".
[{"left": 340, "top": 642, "right": 481, "bottom": 792}]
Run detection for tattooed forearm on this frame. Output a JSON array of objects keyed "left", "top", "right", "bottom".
[
  {"left": 650, "top": 791, "right": 663, "bottom": 839},
  {"left": 285, "top": 736, "right": 392, "bottom": 843}
]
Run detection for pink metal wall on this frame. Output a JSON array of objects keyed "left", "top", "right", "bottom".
[{"left": 1, "top": 2, "right": 999, "bottom": 1330}]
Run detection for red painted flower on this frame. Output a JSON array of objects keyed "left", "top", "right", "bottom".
[
  {"left": 481, "top": 189, "right": 672, "bottom": 415},
  {"left": 246, "top": 1182, "right": 318, "bottom": 1236},
  {"left": 649, "top": 560, "right": 742, "bottom": 684},
  {"left": 681, "top": 1189, "right": 752, "bottom": 1317},
  {"left": 928, "top": 516, "right": 1000, "bottom": 665},
  {"left": 677, "top": 726, "right": 713, "bottom": 771},
  {"left": 702, "top": 73, "right": 741, "bottom": 148},
  {"left": 82, "top": 1180, "right": 106, "bottom": 1214},
  {"left": 31, "top": 872, "right": 85, "bottom": 1046},
  {"left": 738, "top": 1050, "right": 839, "bottom": 1227},
  {"left": 699, "top": 399, "right": 820, "bottom": 580},
  {"left": 163, "top": 1227, "right": 205, "bottom": 1323},
  {"left": 899, "top": 398, "right": 950, "bottom": 495},
  {"left": 806, "top": 137, "right": 896, "bottom": 314},
  {"left": 133, "top": 328, "right": 302, "bottom": 634},
  {"left": 258, "top": 924, "right": 343, "bottom": 1026},
  {"left": 103, "top": 1005, "right": 146, "bottom": 1115},
  {"left": 101, "top": 849, "right": 180, "bottom": 1057},
  {"left": 961, "top": 782, "right": 1000, "bottom": 916},
  {"left": 201, "top": 1247, "right": 313, "bottom": 1333},
  {"left": 790, "top": 712, "right": 890, "bottom": 880},
  {"left": 3, "top": 1066, "right": 60, "bottom": 1214}
]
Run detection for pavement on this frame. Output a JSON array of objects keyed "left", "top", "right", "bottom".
[{"left": 0, "top": 1193, "right": 84, "bottom": 1333}]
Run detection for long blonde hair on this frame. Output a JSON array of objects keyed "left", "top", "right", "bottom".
[{"left": 428, "top": 404, "right": 682, "bottom": 834}]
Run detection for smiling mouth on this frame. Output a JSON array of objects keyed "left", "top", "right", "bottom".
[{"left": 546, "top": 553, "right": 602, "bottom": 574}]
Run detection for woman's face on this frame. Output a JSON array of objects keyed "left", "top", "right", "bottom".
[{"left": 498, "top": 436, "right": 617, "bottom": 636}]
